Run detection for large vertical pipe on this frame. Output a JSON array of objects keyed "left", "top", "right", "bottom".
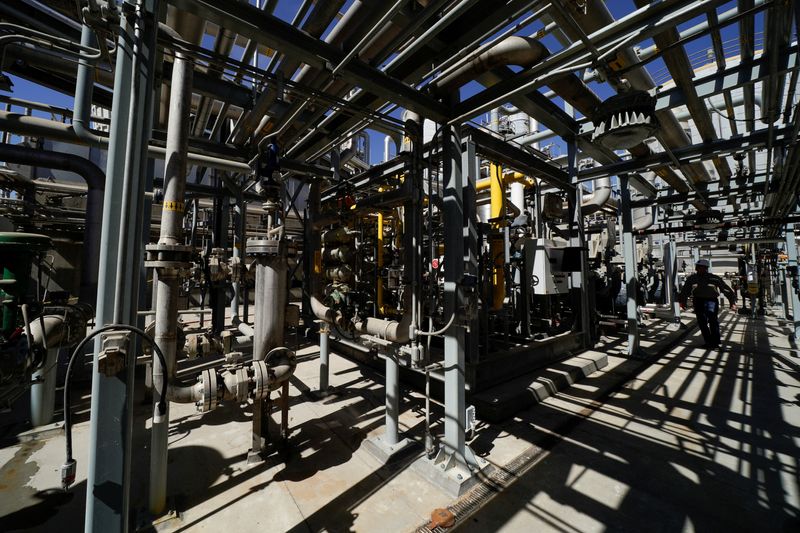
[
  {"left": 30, "top": 347, "right": 59, "bottom": 426},
  {"left": 252, "top": 253, "right": 286, "bottom": 360},
  {"left": 149, "top": 46, "right": 193, "bottom": 517},
  {"left": 620, "top": 176, "right": 640, "bottom": 355},
  {"left": 786, "top": 225, "right": 800, "bottom": 338},
  {"left": 318, "top": 323, "right": 330, "bottom": 392},
  {"left": 442, "top": 123, "right": 467, "bottom": 463},
  {"left": 85, "top": 8, "right": 135, "bottom": 531},
  {"left": 384, "top": 353, "right": 400, "bottom": 447},
  {"left": 567, "top": 140, "right": 592, "bottom": 346},
  {"left": 230, "top": 198, "right": 245, "bottom": 323},
  {"left": 666, "top": 238, "right": 681, "bottom": 320}
]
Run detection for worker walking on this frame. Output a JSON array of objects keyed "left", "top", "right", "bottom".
[{"left": 678, "top": 259, "right": 737, "bottom": 349}]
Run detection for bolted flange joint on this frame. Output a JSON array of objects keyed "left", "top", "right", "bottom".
[
  {"left": 197, "top": 368, "right": 219, "bottom": 412},
  {"left": 144, "top": 243, "right": 194, "bottom": 273},
  {"left": 246, "top": 237, "right": 283, "bottom": 257}
]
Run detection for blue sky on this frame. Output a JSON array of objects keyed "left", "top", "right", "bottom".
[{"left": 2, "top": 0, "right": 765, "bottom": 164}]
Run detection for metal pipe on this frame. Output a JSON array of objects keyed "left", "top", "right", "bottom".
[
  {"left": 0, "top": 143, "right": 103, "bottom": 305},
  {"left": 385, "top": 352, "right": 400, "bottom": 446},
  {"left": 30, "top": 347, "right": 59, "bottom": 427},
  {"left": 73, "top": 25, "right": 106, "bottom": 146},
  {"left": 356, "top": 304, "right": 413, "bottom": 343},
  {"left": 150, "top": 44, "right": 193, "bottom": 517},
  {"left": 252, "top": 252, "right": 287, "bottom": 360},
  {"left": 434, "top": 35, "right": 548, "bottom": 92},
  {"left": 319, "top": 323, "right": 330, "bottom": 392},
  {"left": 84, "top": 9, "right": 136, "bottom": 527}
]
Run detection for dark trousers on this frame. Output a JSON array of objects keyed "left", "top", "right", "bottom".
[{"left": 694, "top": 298, "right": 721, "bottom": 346}]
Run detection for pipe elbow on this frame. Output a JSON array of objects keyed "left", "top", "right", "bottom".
[{"left": 435, "top": 36, "right": 548, "bottom": 91}]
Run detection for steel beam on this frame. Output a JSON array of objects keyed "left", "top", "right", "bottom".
[
  {"left": 170, "top": 0, "right": 449, "bottom": 122},
  {"left": 654, "top": 51, "right": 798, "bottom": 111},
  {"left": 450, "top": 0, "right": 730, "bottom": 123},
  {"left": 463, "top": 126, "right": 572, "bottom": 190},
  {"left": 578, "top": 127, "right": 792, "bottom": 181}
]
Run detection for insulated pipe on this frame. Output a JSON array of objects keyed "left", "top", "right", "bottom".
[
  {"left": 0, "top": 143, "right": 103, "bottom": 305},
  {"left": 581, "top": 177, "right": 613, "bottom": 215},
  {"left": 252, "top": 253, "right": 287, "bottom": 361},
  {"left": 434, "top": 36, "right": 548, "bottom": 91},
  {"left": 28, "top": 314, "right": 75, "bottom": 427},
  {"left": 150, "top": 46, "right": 193, "bottom": 518},
  {"left": 633, "top": 206, "right": 656, "bottom": 231},
  {"left": 0, "top": 112, "right": 252, "bottom": 174},
  {"left": 355, "top": 300, "right": 414, "bottom": 343},
  {"left": 30, "top": 348, "right": 59, "bottom": 427}
]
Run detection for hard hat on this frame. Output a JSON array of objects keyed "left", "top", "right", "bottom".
[{"left": 695, "top": 259, "right": 710, "bottom": 268}]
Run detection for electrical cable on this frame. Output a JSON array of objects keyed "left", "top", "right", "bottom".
[
  {"left": 415, "top": 311, "right": 456, "bottom": 336},
  {"left": 61, "top": 324, "right": 168, "bottom": 490}
]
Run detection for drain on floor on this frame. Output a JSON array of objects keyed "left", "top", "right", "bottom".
[{"left": 415, "top": 445, "right": 545, "bottom": 533}]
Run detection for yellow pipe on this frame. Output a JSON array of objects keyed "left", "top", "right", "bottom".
[
  {"left": 476, "top": 171, "right": 536, "bottom": 191},
  {"left": 490, "top": 163, "right": 505, "bottom": 225},
  {"left": 489, "top": 163, "right": 505, "bottom": 310},
  {"left": 377, "top": 212, "right": 384, "bottom": 316}
]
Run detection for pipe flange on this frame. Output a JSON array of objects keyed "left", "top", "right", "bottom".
[
  {"left": 234, "top": 367, "right": 249, "bottom": 404},
  {"left": 144, "top": 243, "right": 194, "bottom": 270},
  {"left": 198, "top": 369, "right": 218, "bottom": 412},
  {"left": 251, "top": 360, "right": 269, "bottom": 401},
  {"left": 246, "top": 237, "right": 282, "bottom": 257}
]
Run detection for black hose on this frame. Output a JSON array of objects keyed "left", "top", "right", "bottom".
[{"left": 63, "top": 324, "right": 168, "bottom": 465}]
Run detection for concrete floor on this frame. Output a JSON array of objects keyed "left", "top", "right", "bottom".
[
  {"left": 0, "top": 310, "right": 798, "bottom": 532},
  {"left": 456, "top": 311, "right": 800, "bottom": 532}
]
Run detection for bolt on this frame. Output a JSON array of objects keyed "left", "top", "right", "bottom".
[{"left": 457, "top": 474, "right": 463, "bottom": 480}]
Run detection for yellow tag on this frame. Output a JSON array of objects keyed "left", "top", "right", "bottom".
[{"left": 163, "top": 201, "right": 184, "bottom": 212}]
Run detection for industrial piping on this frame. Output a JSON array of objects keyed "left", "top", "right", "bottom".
[{"left": 0, "top": 142, "right": 103, "bottom": 305}]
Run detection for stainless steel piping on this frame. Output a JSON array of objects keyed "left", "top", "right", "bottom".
[
  {"left": 229, "top": 0, "right": 346, "bottom": 145},
  {"left": 631, "top": 0, "right": 732, "bottom": 184},
  {"left": 0, "top": 111, "right": 251, "bottom": 173},
  {"left": 251, "top": 249, "right": 287, "bottom": 360},
  {"left": 543, "top": 0, "right": 715, "bottom": 191},
  {"left": 0, "top": 142, "right": 103, "bottom": 305},
  {"left": 149, "top": 44, "right": 193, "bottom": 517}
]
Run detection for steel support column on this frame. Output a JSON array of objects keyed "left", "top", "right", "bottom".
[
  {"left": 785, "top": 224, "right": 800, "bottom": 338},
  {"left": 442, "top": 123, "right": 466, "bottom": 464},
  {"left": 664, "top": 237, "right": 682, "bottom": 320},
  {"left": 85, "top": 1, "right": 158, "bottom": 529},
  {"left": 620, "top": 175, "right": 640, "bottom": 355},
  {"left": 567, "top": 139, "right": 592, "bottom": 347}
]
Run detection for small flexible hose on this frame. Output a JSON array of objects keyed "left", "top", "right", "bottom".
[
  {"left": 61, "top": 324, "right": 168, "bottom": 490},
  {"left": 415, "top": 312, "right": 456, "bottom": 337}
]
